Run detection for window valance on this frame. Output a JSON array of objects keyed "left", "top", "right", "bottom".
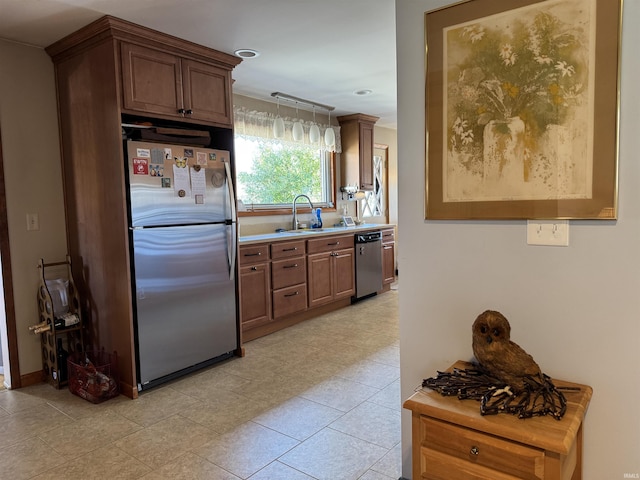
[{"left": 233, "top": 106, "right": 342, "bottom": 153}]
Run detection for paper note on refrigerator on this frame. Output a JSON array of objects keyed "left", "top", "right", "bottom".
[
  {"left": 173, "top": 164, "right": 191, "bottom": 198},
  {"left": 190, "top": 166, "right": 206, "bottom": 204}
]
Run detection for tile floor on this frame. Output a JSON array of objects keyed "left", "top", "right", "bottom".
[{"left": 0, "top": 290, "right": 401, "bottom": 479}]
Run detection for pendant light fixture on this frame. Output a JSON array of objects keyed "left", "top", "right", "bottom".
[
  {"left": 270, "top": 92, "right": 336, "bottom": 146},
  {"left": 324, "top": 109, "right": 335, "bottom": 147},
  {"left": 273, "top": 97, "right": 285, "bottom": 138},
  {"left": 292, "top": 103, "right": 304, "bottom": 142},
  {"left": 309, "top": 106, "right": 321, "bottom": 144}
]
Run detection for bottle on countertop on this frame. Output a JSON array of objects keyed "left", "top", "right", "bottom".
[{"left": 313, "top": 208, "right": 322, "bottom": 228}]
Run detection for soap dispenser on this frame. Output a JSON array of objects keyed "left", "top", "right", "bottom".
[{"left": 314, "top": 208, "right": 323, "bottom": 228}]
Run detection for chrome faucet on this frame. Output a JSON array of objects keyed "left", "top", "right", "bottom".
[{"left": 292, "top": 194, "right": 314, "bottom": 230}]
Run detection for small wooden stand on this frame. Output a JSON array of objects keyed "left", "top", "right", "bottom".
[
  {"left": 404, "top": 361, "right": 592, "bottom": 480},
  {"left": 36, "top": 257, "right": 84, "bottom": 388}
]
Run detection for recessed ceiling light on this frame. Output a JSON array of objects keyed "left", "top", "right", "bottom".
[
  {"left": 354, "top": 89, "right": 373, "bottom": 96},
  {"left": 234, "top": 49, "right": 260, "bottom": 59}
]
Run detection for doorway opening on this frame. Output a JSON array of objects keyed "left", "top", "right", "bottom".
[{"left": 0, "top": 128, "right": 21, "bottom": 390}]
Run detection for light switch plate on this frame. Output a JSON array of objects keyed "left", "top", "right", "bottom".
[
  {"left": 26, "top": 213, "right": 39, "bottom": 231},
  {"left": 527, "top": 220, "right": 569, "bottom": 246}
]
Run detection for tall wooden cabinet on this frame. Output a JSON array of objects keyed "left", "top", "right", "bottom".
[
  {"left": 46, "top": 16, "right": 241, "bottom": 398},
  {"left": 337, "top": 114, "right": 379, "bottom": 191}
]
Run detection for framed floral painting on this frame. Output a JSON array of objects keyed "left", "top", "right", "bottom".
[{"left": 424, "top": 0, "right": 622, "bottom": 220}]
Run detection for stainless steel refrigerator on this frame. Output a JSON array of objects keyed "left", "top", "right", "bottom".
[{"left": 126, "top": 139, "right": 237, "bottom": 391}]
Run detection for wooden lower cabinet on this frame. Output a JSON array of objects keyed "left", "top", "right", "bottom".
[
  {"left": 272, "top": 284, "right": 307, "bottom": 319},
  {"left": 307, "top": 235, "right": 355, "bottom": 308},
  {"left": 404, "top": 361, "right": 592, "bottom": 480},
  {"left": 381, "top": 228, "right": 395, "bottom": 285},
  {"left": 239, "top": 244, "right": 271, "bottom": 331},
  {"left": 271, "top": 240, "right": 307, "bottom": 319},
  {"left": 239, "top": 232, "right": 367, "bottom": 340}
]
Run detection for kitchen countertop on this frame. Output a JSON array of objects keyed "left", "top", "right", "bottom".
[{"left": 239, "top": 223, "right": 395, "bottom": 244}]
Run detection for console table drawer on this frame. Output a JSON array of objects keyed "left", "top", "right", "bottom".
[{"left": 422, "top": 416, "right": 544, "bottom": 480}]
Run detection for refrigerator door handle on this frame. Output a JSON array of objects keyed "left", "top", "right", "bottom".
[
  {"left": 227, "top": 223, "right": 236, "bottom": 281},
  {"left": 224, "top": 161, "right": 237, "bottom": 222},
  {"left": 224, "top": 161, "right": 237, "bottom": 281}
]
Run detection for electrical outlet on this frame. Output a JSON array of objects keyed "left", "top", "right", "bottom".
[
  {"left": 526, "top": 220, "right": 569, "bottom": 246},
  {"left": 26, "top": 213, "right": 39, "bottom": 231}
]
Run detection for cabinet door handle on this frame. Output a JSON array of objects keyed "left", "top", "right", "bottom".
[
  {"left": 383, "top": 245, "right": 393, "bottom": 250},
  {"left": 282, "top": 247, "right": 298, "bottom": 251},
  {"left": 283, "top": 264, "right": 298, "bottom": 269},
  {"left": 250, "top": 266, "right": 258, "bottom": 271},
  {"left": 327, "top": 241, "right": 340, "bottom": 246},
  {"left": 330, "top": 252, "right": 338, "bottom": 257},
  {"left": 244, "top": 252, "right": 262, "bottom": 257},
  {"left": 185, "top": 109, "right": 193, "bottom": 115},
  {"left": 178, "top": 108, "right": 186, "bottom": 114},
  {"left": 284, "top": 291, "right": 299, "bottom": 297},
  {"left": 470, "top": 446, "right": 479, "bottom": 456}
]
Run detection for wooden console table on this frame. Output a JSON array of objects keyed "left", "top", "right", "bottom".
[{"left": 403, "top": 361, "right": 592, "bottom": 480}]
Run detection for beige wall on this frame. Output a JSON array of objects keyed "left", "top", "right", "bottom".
[
  {"left": 397, "top": 1, "right": 640, "bottom": 478},
  {"left": 0, "top": 39, "right": 68, "bottom": 383}
]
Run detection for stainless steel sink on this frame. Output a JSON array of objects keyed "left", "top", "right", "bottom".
[
  {"left": 284, "top": 229, "right": 325, "bottom": 233},
  {"left": 278, "top": 228, "right": 340, "bottom": 234}
]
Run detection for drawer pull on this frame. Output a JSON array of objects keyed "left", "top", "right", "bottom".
[
  {"left": 327, "top": 241, "right": 340, "bottom": 246},
  {"left": 284, "top": 291, "right": 299, "bottom": 297},
  {"left": 283, "top": 264, "right": 298, "bottom": 269},
  {"left": 244, "top": 252, "right": 262, "bottom": 257},
  {"left": 251, "top": 266, "right": 257, "bottom": 271},
  {"left": 470, "top": 446, "right": 479, "bottom": 456},
  {"left": 282, "top": 247, "right": 298, "bottom": 252}
]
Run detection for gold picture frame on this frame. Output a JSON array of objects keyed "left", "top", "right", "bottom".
[{"left": 424, "top": 0, "right": 622, "bottom": 220}]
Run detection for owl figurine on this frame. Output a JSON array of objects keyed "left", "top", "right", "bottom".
[{"left": 472, "top": 310, "right": 543, "bottom": 391}]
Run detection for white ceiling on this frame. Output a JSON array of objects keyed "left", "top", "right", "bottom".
[{"left": 0, "top": 0, "right": 398, "bottom": 129}]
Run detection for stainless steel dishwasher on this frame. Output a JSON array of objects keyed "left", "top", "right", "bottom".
[{"left": 354, "top": 231, "right": 383, "bottom": 300}]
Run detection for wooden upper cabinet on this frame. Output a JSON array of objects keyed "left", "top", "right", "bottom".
[
  {"left": 121, "top": 43, "right": 184, "bottom": 118},
  {"left": 338, "top": 113, "right": 379, "bottom": 191},
  {"left": 46, "top": 16, "right": 240, "bottom": 128},
  {"left": 182, "top": 59, "right": 231, "bottom": 125},
  {"left": 121, "top": 43, "right": 233, "bottom": 126}
]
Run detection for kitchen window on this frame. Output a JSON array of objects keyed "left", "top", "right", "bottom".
[
  {"left": 234, "top": 107, "right": 339, "bottom": 216},
  {"left": 235, "top": 137, "right": 335, "bottom": 213}
]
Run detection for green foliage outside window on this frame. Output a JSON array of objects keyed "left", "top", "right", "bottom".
[{"left": 237, "top": 144, "right": 322, "bottom": 205}]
